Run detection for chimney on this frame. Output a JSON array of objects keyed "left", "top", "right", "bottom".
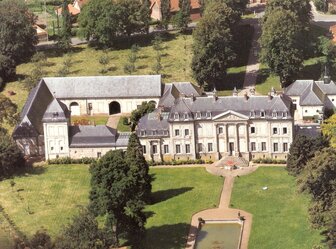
[
  {"left": 271, "top": 87, "right": 276, "bottom": 96},
  {"left": 213, "top": 88, "right": 218, "bottom": 101},
  {"left": 324, "top": 65, "right": 331, "bottom": 84},
  {"left": 250, "top": 87, "right": 255, "bottom": 96},
  {"left": 191, "top": 94, "right": 196, "bottom": 102},
  {"left": 244, "top": 92, "right": 249, "bottom": 101},
  {"left": 232, "top": 87, "right": 238, "bottom": 96}
]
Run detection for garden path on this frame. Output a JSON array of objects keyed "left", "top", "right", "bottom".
[
  {"left": 240, "top": 18, "right": 262, "bottom": 96},
  {"left": 106, "top": 114, "right": 121, "bottom": 129},
  {"left": 185, "top": 163, "right": 258, "bottom": 249}
]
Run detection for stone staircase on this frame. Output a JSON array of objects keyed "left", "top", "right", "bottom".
[{"left": 213, "top": 156, "right": 249, "bottom": 168}]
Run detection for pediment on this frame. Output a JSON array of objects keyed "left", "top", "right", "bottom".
[{"left": 212, "top": 110, "right": 249, "bottom": 121}]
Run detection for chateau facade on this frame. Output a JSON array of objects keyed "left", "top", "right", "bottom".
[{"left": 137, "top": 89, "right": 293, "bottom": 162}]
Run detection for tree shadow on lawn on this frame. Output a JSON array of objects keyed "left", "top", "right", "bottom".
[
  {"left": 144, "top": 223, "right": 191, "bottom": 249},
  {"left": 298, "top": 61, "right": 322, "bottom": 80},
  {"left": 215, "top": 72, "right": 245, "bottom": 92},
  {"left": 255, "top": 68, "right": 270, "bottom": 86},
  {"left": 150, "top": 187, "right": 194, "bottom": 205}
]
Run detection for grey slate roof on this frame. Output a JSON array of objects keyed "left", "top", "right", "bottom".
[
  {"left": 43, "top": 75, "right": 162, "bottom": 99},
  {"left": 137, "top": 110, "right": 170, "bottom": 137},
  {"left": 158, "top": 82, "right": 202, "bottom": 108},
  {"left": 284, "top": 79, "right": 336, "bottom": 106},
  {"left": 69, "top": 125, "right": 117, "bottom": 148},
  {"left": 168, "top": 95, "right": 293, "bottom": 120},
  {"left": 13, "top": 80, "right": 54, "bottom": 137},
  {"left": 42, "top": 99, "right": 70, "bottom": 122}
]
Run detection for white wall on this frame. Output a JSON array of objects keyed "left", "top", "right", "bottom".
[{"left": 44, "top": 122, "right": 70, "bottom": 160}]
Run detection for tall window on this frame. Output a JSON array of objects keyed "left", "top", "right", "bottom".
[
  {"left": 283, "top": 127, "right": 288, "bottom": 134},
  {"left": 185, "top": 129, "right": 189, "bottom": 136},
  {"left": 176, "top": 144, "right": 181, "bottom": 154},
  {"left": 198, "top": 143, "right": 203, "bottom": 152},
  {"left": 261, "top": 111, "right": 265, "bottom": 117},
  {"left": 218, "top": 126, "right": 224, "bottom": 134},
  {"left": 273, "top": 143, "right": 278, "bottom": 152},
  {"left": 208, "top": 143, "right": 213, "bottom": 152},
  {"left": 273, "top": 127, "right": 278, "bottom": 134},
  {"left": 142, "top": 145, "right": 146, "bottom": 154},
  {"left": 164, "top": 144, "right": 169, "bottom": 154},
  {"left": 261, "top": 142, "right": 266, "bottom": 151},
  {"left": 251, "top": 142, "right": 256, "bottom": 151},
  {"left": 250, "top": 127, "right": 256, "bottom": 134},
  {"left": 97, "top": 152, "right": 102, "bottom": 158},
  {"left": 175, "top": 129, "right": 180, "bottom": 136},
  {"left": 185, "top": 144, "right": 190, "bottom": 154},
  {"left": 152, "top": 145, "right": 157, "bottom": 154},
  {"left": 283, "top": 143, "right": 288, "bottom": 152}
]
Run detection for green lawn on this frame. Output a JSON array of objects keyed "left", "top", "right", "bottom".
[
  {"left": 231, "top": 167, "right": 324, "bottom": 249},
  {"left": 0, "top": 165, "right": 223, "bottom": 248},
  {"left": 71, "top": 115, "right": 109, "bottom": 125},
  {"left": 117, "top": 116, "right": 132, "bottom": 132}
]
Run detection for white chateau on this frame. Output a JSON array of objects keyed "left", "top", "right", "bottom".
[{"left": 13, "top": 74, "right": 336, "bottom": 162}]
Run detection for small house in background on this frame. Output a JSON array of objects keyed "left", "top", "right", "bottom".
[
  {"left": 330, "top": 25, "right": 336, "bottom": 43},
  {"left": 150, "top": 0, "right": 201, "bottom": 21},
  {"left": 249, "top": 0, "right": 267, "bottom": 4},
  {"left": 34, "top": 25, "right": 48, "bottom": 42},
  {"left": 56, "top": 0, "right": 88, "bottom": 16}
]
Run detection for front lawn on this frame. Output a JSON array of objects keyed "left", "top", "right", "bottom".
[
  {"left": 231, "top": 167, "right": 324, "bottom": 249},
  {"left": 0, "top": 165, "right": 223, "bottom": 248}
]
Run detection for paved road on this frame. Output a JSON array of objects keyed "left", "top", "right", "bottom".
[{"left": 311, "top": 1, "right": 336, "bottom": 29}]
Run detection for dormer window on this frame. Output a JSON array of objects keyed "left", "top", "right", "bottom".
[
  {"left": 174, "top": 113, "right": 179, "bottom": 120},
  {"left": 260, "top": 110, "right": 265, "bottom": 118},
  {"left": 140, "top": 130, "right": 146, "bottom": 136},
  {"left": 184, "top": 113, "right": 189, "bottom": 120},
  {"left": 53, "top": 112, "right": 59, "bottom": 118},
  {"left": 206, "top": 111, "right": 212, "bottom": 118},
  {"left": 196, "top": 112, "right": 201, "bottom": 119},
  {"left": 272, "top": 111, "right": 277, "bottom": 118},
  {"left": 152, "top": 130, "right": 157, "bottom": 136},
  {"left": 283, "top": 112, "right": 288, "bottom": 118},
  {"left": 250, "top": 110, "right": 255, "bottom": 118}
]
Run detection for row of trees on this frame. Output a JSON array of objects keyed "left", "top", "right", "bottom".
[
  {"left": 260, "top": 0, "right": 312, "bottom": 87},
  {"left": 287, "top": 135, "right": 335, "bottom": 248},
  {"left": 191, "top": 0, "right": 248, "bottom": 89}
]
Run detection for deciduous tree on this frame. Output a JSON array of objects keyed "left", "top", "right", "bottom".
[
  {"left": 191, "top": 1, "right": 239, "bottom": 89},
  {"left": 0, "top": 0, "right": 37, "bottom": 64},
  {"left": 0, "top": 133, "right": 24, "bottom": 179},
  {"left": 286, "top": 134, "right": 329, "bottom": 176},
  {"left": 58, "top": 0, "right": 72, "bottom": 51},
  {"left": 161, "top": 0, "right": 171, "bottom": 30},
  {"left": 260, "top": 9, "right": 305, "bottom": 87}
]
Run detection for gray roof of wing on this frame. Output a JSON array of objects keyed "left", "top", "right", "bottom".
[
  {"left": 43, "top": 75, "right": 162, "bottom": 99},
  {"left": 69, "top": 125, "right": 117, "bottom": 147},
  {"left": 42, "top": 99, "right": 69, "bottom": 122},
  {"left": 300, "top": 84, "right": 324, "bottom": 106},
  {"left": 284, "top": 80, "right": 313, "bottom": 96},
  {"left": 315, "top": 80, "right": 336, "bottom": 95},
  {"left": 169, "top": 95, "right": 292, "bottom": 119}
]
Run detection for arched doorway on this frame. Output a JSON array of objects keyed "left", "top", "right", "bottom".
[
  {"left": 109, "top": 101, "right": 121, "bottom": 115},
  {"left": 70, "top": 102, "right": 80, "bottom": 116}
]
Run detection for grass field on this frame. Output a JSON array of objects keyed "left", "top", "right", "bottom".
[
  {"left": 71, "top": 115, "right": 109, "bottom": 125},
  {"left": 0, "top": 165, "right": 223, "bottom": 248},
  {"left": 117, "top": 117, "right": 132, "bottom": 132},
  {"left": 231, "top": 167, "right": 324, "bottom": 249}
]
